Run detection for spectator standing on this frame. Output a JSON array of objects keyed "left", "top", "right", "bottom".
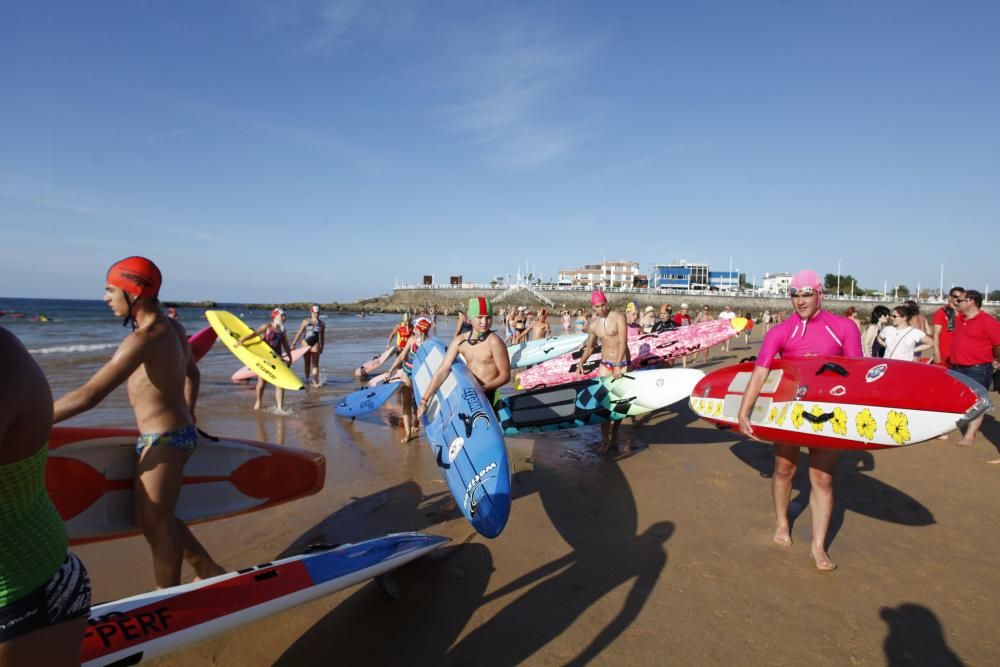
[
  {"left": 932, "top": 288, "right": 965, "bottom": 366},
  {"left": 949, "top": 291, "right": 1000, "bottom": 449}
]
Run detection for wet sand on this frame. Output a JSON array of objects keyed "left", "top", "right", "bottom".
[{"left": 75, "top": 337, "right": 1000, "bottom": 666}]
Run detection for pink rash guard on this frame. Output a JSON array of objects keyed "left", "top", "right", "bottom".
[{"left": 756, "top": 309, "right": 862, "bottom": 369}]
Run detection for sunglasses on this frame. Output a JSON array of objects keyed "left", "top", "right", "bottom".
[
  {"left": 956, "top": 298, "right": 971, "bottom": 303},
  {"left": 788, "top": 287, "right": 818, "bottom": 297}
]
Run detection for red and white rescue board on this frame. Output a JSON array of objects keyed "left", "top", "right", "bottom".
[
  {"left": 47, "top": 427, "right": 326, "bottom": 544},
  {"left": 230, "top": 346, "right": 310, "bottom": 383},
  {"left": 689, "top": 357, "right": 992, "bottom": 450},
  {"left": 81, "top": 532, "right": 448, "bottom": 667}
]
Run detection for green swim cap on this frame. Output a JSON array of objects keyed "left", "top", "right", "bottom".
[{"left": 468, "top": 296, "right": 494, "bottom": 318}]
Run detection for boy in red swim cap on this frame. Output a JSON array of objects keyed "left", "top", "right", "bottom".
[
  {"left": 577, "top": 290, "right": 631, "bottom": 453},
  {"left": 53, "top": 257, "right": 224, "bottom": 588}
]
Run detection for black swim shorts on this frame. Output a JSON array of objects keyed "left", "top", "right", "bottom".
[{"left": 0, "top": 553, "right": 92, "bottom": 642}]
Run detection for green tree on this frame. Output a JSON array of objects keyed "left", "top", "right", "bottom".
[
  {"left": 823, "top": 273, "right": 858, "bottom": 295},
  {"left": 896, "top": 285, "right": 910, "bottom": 298},
  {"left": 988, "top": 290, "right": 1000, "bottom": 302}
]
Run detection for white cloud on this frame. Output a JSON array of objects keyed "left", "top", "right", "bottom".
[{"left": 439, "top": 19, "right": 599, "bottom": 170}]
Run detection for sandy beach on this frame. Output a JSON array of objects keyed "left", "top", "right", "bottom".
[{"left": 63, "top": 325, "right": 999, "bottom": 667}]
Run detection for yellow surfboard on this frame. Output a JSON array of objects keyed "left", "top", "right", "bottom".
[{"left": 205, "top": 310, "right": 304, "bottom": 391}]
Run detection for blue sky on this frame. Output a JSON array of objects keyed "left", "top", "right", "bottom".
[{"left": 1, "top": 1, "right": 997, "bottom": 302}]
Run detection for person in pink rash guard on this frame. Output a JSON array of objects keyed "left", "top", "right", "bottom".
[
  {"left": 737, "top": 269, "right": 862, "bottom": 572},
  {"left": 755, "top": 306, "right": 862, "bottom": 367}
]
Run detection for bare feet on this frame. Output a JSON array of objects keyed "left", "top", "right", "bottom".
[
  {"left": 773, "top": 525, "right": 792, "bottom": 547},
  {"left": 986, "top": 458, "right": 1000, "bottom": 465},
  {"left": 253, "top": 402, "right": 261, "bottom": 411},
  {"left": 192, "top": 566, "right": 225, "bottom": 582},
  {"left": 811, "top": 545, "right": 837, "bottom": 571},
  {"left": 957, "top": 438, "right": 975, "bottom": 447}
]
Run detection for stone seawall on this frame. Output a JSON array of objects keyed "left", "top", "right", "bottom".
[{"left": 379, "top": 287, "right": 916, "bottom": 318}]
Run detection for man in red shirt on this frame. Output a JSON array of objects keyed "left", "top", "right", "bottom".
[
  {"left": 949, "top": 290, "right": 1000, "bottom": 449},
  {"left": 932, "top": 287, "right": 965, "bottom": 366}
]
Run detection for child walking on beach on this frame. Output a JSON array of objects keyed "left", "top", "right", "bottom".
[{"left": 384, "top": 317, "right": 433, "bottom": 443}]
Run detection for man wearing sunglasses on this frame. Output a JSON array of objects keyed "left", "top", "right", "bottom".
[
  {"left": 932, "top": 288, "right": 965, "bottom": 367},
  {"left": 949, "top": 290, "right": 1000, "bottom": 450},
  {"left": 736, "top": 269, "right": 862, "bottom": 571}
]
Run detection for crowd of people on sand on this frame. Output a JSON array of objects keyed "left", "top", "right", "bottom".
[
  {"left": 378, "top": 271, "right": 999, "bottom": 576},
  {"left": 2, "top": 255, "right": 999, "bottom": 664}
]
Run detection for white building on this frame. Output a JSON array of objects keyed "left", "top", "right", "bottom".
[
  {"left": 762, "top": 272, "right": 793, "bottom": 295},
  {"left": 558, "top": 261, "right": 641, "bottom": 289}
]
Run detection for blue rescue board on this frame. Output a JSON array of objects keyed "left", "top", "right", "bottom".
[
  {"left": 411, "top": 339, "right": 511, "bottom": 538},
  {"left": 335, "top": 382, "right": 402, "bottom": 417}
]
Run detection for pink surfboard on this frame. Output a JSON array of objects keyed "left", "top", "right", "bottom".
[
  {"left": 354, "top": 347, "right": 396, "bottom": 378},
  {"left": 516, "top": 318, "right": 746, "bottom": 390}
]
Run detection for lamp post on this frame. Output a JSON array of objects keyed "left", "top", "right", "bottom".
[
  {"left": 939, "top": 264, "right": 944, "bottom": 300},
  {"left": 837, "top": 259, "right": 842, "bottom": 297}
]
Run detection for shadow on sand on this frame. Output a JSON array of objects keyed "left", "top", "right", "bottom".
[
  {"left": 880, "top": 603, "right": 964, "bottom": 666},
  {"left": 730, "top": 442, "right": 934, "bottom": 544},
  {"left": 275, "top": 421, "right": 671, "bottom": 665}
]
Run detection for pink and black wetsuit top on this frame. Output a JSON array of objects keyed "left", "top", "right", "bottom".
[
  {"left": 263, "top": 325, "right": 283, "bottom": 353},
  {"left": 756, "top": 309, "right": 862, "bottom": 369}
]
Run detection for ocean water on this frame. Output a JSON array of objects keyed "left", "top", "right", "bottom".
[{"left": 1, "top": 296, "right": 427, "bottom": 429}]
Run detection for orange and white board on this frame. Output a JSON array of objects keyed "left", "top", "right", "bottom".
[{"left": 47, "top": 427, "right": 325, "bottom": 544}]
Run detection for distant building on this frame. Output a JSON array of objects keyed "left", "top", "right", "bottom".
[
  {"left": 708, "top": 270, "right": 741, "bottom": 291},
  {"left": 558, "top": 261, "right": 640, "bottom": 289},
  {"left": 762, "top": 272, "right": 793, "bottom": 295},
  {"left": 651, "top": 261, "right": 709, "bottom": 289}
]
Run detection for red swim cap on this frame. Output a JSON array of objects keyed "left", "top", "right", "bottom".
[
  {"left": 414, "top": 317, "right": 432, "bottom": 333},
  {"left": 106, "top": 256, "right": 161, "bottom": 299}
]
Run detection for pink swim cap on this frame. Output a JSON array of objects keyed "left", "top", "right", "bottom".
[
  {"left": 591, "top": 290, "right": 608, "bottom": 305},
  {"left": 790, "top": 270, "right": 823, "bottom": 292}
]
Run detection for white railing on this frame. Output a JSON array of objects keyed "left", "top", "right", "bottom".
[{"left": 391, "top": 283, "right": 998, "bottom": 306}]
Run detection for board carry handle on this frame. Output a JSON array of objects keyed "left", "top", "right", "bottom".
[
  {"left": 196, "top": 428, "right": 220, "bottom": 442},
  {"left": 815, "top": 362, "right": 849, "bottom": 377},
  {"left": 801, "top": 410, "right": 836, "bottom": 424},
  {"left": 434, "top": 446, "right": 451, "bottom": 469}
]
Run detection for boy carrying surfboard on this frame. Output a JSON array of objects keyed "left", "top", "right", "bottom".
[
  {"left": 52, "top": 256, "right": 225, "bottom": 588},
  {"left": 416, "top": 297, "right": 511, "bottom": 421}
]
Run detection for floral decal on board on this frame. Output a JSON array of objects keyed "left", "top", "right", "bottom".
[
  {"left": 831, "top": 407, "right": 848, "bottom": 436},
  {"left": 810, "top": 405, "right": 826, "bottom": 433},
  {"left": 790, "top": 403, "right": 805, "bottom": 430},
  {"left": 886, "top": 410, "right": 911, "bottom": 446},
  {"left": 776, "top": 404, "right": 789, "bottom": 427},
  {"left": 856, "top": 409, "right": 877, "bottom": 440}
]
